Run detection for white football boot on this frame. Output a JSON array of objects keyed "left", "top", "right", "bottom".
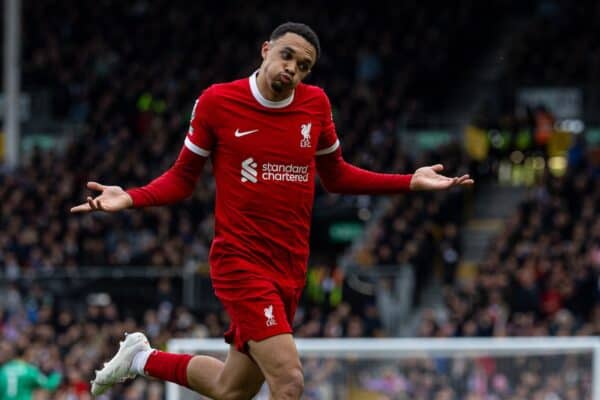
[{"left": 91, "top": 332, "right": 152, "bottom": 396}]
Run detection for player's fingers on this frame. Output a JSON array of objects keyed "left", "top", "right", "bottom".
[
  {"left": 70, "top": 203, "right": 92, "bottom": 213},
  {"left": 87, "top": 181, "right": 106, "bottom": 192},
  {"left": 87, "top": 196, "right": 99, "bottom": 211},
  {"left": 431, "top": 164, "right": 444, "bottom": 172},
  {"left": 460, "top": 178, "right": 475, "bottom": 185},
  {"left": 456, "top": 175, "right": 470, "bottom": 184}
]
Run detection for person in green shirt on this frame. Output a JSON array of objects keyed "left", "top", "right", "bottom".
[{"left": 0, "top": 343, "right": 62, "bottom": 400}]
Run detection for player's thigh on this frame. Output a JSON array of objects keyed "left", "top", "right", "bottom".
[{"left": 248, "top": 334, "right": 303, "bottom": 387}]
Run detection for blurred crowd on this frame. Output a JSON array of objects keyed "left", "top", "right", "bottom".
[
  {"left": 3, "top": 278, "right": 593, "bottom": 400},
  {"left": 357, "top": 144, "right": 470, "bottom": 302},
  {"left": 2, "top": 0, "right": 492, "bottom": 348},
  {"left": 0, "top": 276, "right": 389, "bottom": 399},
  {"left": 4, "top": 0, "right": 506, "bottom": 274},
  {"left": 418, "top": 151, "right": 600, "bottom": 339},
  {"left": 3, "top": 0, "right": 600, "bottom": 399},
  {"left": 1, "top": 279, "right": 191, "bottom": 399},
  {"left": 504, "top": 0, "right": 600, "bottom": 85},
  {"left": 349, "top": 354, "right": 590, "bottom": 400}
]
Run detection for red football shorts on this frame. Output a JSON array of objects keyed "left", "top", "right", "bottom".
[{"left": 213, "top": 276, "right": 303, "bottom": 354}]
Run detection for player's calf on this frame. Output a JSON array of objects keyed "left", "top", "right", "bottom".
[{"left": 185, "top": 347, "right": 265, "bottom": 400}]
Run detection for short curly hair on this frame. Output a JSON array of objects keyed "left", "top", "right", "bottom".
[{"left": 270, "top": 22, "right": 321, "bottom": 59}]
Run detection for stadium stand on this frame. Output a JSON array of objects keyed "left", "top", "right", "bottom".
[
  {"left": 11, "top": 0, "right": 510, "bottom": 269},
  {"left": 503, "top": 0, "right": 600, "bottom": 86},
  {"left": 2, "top": 0, "right": 600, "bottom": 398},
  {"left": 419, "top": 151, "right": 600, "bottom": 338}
]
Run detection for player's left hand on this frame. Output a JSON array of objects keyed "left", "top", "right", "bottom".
[{"left": 410, "top": 164, "right": 474, "bottom": 191}]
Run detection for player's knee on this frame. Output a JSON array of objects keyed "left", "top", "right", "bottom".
[{"left": 269, "top": 366, "right": 304, "bottom": 399}]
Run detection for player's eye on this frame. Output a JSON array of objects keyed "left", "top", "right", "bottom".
[
  {"left": 281, "top": 50, "right": 292, "bottom": 60},
  {"left": 298, "top": 63, "right": 309, "bottom": 72}
]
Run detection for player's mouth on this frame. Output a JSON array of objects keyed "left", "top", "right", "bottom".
[{"left": 279, "top": 73, "right": 292, "bottom": 84}]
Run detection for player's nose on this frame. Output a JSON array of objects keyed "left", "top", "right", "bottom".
[{"left": 284, "top": 62, "right": 296, "bottom": 76}]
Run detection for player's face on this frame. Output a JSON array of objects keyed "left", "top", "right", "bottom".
[{"left": 259, "top": 32, "right": 316, "bottom": 99}]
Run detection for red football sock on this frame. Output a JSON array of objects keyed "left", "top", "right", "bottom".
[{"left": 143, "top": 350, "right": 194, "bottom": 388}]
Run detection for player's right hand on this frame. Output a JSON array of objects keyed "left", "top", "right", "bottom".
[{"left": 70, "top": 181, "right": 133, "bottom": 213}]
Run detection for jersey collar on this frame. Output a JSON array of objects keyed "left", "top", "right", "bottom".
[{"left": 249, "top": 71, "right": 294, "bottom": 109}]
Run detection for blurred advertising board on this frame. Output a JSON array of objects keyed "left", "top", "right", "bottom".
[{"left": 517, "top": 87, "right": 582, "bottom": 119}]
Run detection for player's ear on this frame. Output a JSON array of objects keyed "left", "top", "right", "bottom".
[{"left": 261, "top": 41, "right": 271, "bottom": 60}]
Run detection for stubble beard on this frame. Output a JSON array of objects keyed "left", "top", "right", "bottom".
[{"left": 271, "top": 80, "right": 284, "bottom": 93}]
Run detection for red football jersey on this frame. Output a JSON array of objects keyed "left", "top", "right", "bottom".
[{"left": 185, "top": 72, "right": 340, "bottom": 286}]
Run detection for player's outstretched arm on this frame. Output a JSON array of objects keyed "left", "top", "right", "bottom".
[
  {"left": 71, "top": 146, "right": 206, "bottom": 213},
  {"left": 70, "top": 182, "right": 133, "bottom": 213},
  {"left": 409, "top": 164, "right": 474, "bottom": 191},
  {"left": 316, "top": 147, "right": 473, "bottom": 194}
]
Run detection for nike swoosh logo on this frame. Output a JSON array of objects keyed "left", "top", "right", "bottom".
[{"left": 235, "top": 129, "right": 259, "bottom": 137}]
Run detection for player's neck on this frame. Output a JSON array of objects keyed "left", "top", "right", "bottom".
[{"left": 255, "top": 72, "right": 293, "bottom": 102}]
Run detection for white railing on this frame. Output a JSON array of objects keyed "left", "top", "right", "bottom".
[{"left": 167, "top": 337, "right": 600, "bottom": 400}]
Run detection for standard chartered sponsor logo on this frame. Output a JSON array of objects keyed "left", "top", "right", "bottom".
[
  {"left": 241, "top": 158, "right": 309, "bottom": 183},
  {"left": 262, "top": 162, "right": 309, "bottom": 182},
  {"left": 241, "top": 157, "right": 258, "bottom": 183}
]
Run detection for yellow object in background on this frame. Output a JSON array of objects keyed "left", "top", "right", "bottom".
[
  {"left": 0, "top": 132, "right": 4, "bottom": 160},
  {"left": 465, "top": 125, "right": 489, "bottom": 161},
  {"left": 547, "top": 130, "right": 573, "bottom": 157},
  {"left": 548, "top": 156, "right": 568, "bottom": 177}
]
